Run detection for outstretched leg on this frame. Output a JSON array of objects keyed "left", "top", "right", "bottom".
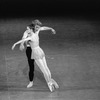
[
  {"left": 43, "top": 57, "right": 59, "bottom": 89},
  {"left": 42, "top": 57, "right": 51, "bottom": 79},
  {"left": 35, "top": 59, "right": 54, "bottom": 92}
]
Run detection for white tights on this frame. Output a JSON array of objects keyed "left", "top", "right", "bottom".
[
  {"left": 35, "top": 57, "right": 51, "bottom": 83},
  {"left": 35, "top": 57, "right": 59, "bottom": 92}
]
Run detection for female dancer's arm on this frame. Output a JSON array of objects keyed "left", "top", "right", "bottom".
[
  {"left": 20, "top": 30, "right": 29, "bottom": 51},
  {"left": 12, "top": 37, "right": 31, "bottom": 50},
  {"left": 38, "top": 26, "right": 56, "bottom": 34}
]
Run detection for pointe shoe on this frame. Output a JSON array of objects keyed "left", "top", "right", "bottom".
[
  {"left": 51, "top": 79, "right": 59, "bottom": 89},
  {"left": 27, "top": 81, "right": 33, "bottom": 88},
  {"left": 48, "top": 82, "right": 54, "bottom": 92}
]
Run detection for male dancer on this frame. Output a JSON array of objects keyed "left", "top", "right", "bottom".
[{"left": 19, "top": 25, "right": 35, "bottom": 88}]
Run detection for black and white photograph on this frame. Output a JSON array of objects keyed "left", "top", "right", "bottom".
[{"left": 0, "top": 0, "right": 100, "bottom": 100}]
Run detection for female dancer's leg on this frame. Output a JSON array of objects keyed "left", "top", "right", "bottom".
[
  {"left": 42, "top": 57, "right": 51, "bottom": 78},
  {"left": 35, "top": 58, "right": 54, "bottom": 92},
  {"left": 42, "top": 57, "right": 59, "bottom": 89}
]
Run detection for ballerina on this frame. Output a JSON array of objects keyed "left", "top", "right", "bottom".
[{"left": 12, "top": 20, "right": 59, "bottom": 92}]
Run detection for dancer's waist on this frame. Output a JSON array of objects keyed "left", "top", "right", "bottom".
[
  {"left": 26, "top": 45, "right": 31, "bottom": 47},
  {"left": 32, "top": 46, "right": 40, "bottom": 49}
]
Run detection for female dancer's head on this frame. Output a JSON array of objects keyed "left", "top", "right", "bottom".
[
  {"left": 32, "top": 19, "right": 42, "bottom": 26},
  {"left": 32, "top": 19, "right": 42, "bottom": 32},
  {"left": 27, "top": 19, "right": 42, "bottom": 33}
]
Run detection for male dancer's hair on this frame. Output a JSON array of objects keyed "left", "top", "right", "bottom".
[{"left": 27, "top": 24, "right": 35, "bottom": 32}]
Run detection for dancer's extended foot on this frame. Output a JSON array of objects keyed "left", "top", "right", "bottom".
[
  {"left": 48, "top": 82, "right": 54, "bottom": 92},
  {"left": 51, "top": 79, "right": 59, "bottom": 89},
  {"left": 27, "top": 81, "right": 33, "bottom": 88}
]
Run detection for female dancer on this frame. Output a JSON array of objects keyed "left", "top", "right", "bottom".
[{"left": 12, "top": 20, "right": 59, "bottom": 92}]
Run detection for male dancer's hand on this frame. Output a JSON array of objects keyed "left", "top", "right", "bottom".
[{"left": 19, "top": 44, "right": 25, "bottom": 51}]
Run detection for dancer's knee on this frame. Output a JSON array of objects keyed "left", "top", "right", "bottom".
[{"left": 35, "top": 59, "right": 51, "bottom": 79}]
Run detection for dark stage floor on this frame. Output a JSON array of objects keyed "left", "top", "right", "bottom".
[{"left": 1, "top": 18, "right": 100, "bottom": 100}]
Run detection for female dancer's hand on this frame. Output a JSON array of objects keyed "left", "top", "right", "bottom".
[
  {"left": 12, "top": 44, "right": 16, "bottom": 50},
  {"left": 52, "top": 29, "right": 56, "bottom": 34}
]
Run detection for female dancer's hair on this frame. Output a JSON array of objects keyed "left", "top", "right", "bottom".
[
  {"left": 32, "top": 19, "right": 42, "bottom": 26},
  {"left": 27, "top": 20, "right": 42, "bottom": 33}
]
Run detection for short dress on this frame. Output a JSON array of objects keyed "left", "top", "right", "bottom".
[{"left": 31, "top": 46, "right": 45, "bottom": 60}]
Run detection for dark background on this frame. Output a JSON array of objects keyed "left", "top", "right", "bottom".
[
  {"left": 0, "top": 0, "right": 100, "bottom": 18},
  {"left": 1, "top": 1, "right": 100, "bottom": 99},
  {"left": 0, "top": 0, "right": 100, "bottom": 43}
]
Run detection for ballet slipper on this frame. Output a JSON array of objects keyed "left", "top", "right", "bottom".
[
  {"left": 51, "top": 79, "right": 59, "bottom": 89},
  {"left": 27, "top": 81, "right": 33, "bottom": 88},
  {"left": 48, "top": 82, "right": 54, "bottom": 92}
]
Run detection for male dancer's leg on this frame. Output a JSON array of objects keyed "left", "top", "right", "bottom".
[{"left": 26, "top": 47, "right": 35, "bottom": 87}]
